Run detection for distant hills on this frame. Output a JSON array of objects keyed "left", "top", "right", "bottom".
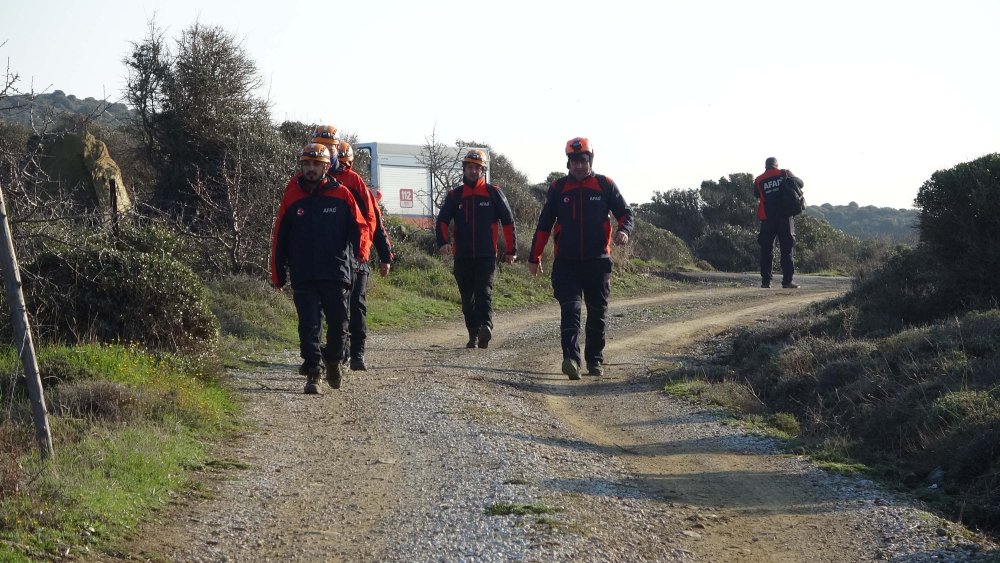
[
  {"left": 806, "top": 202, "right": 918, "bottom": 243},
  {"left": 0, "top": 90, "right": 133, "bottom": 129}
]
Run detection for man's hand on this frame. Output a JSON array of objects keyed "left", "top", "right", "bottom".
[
  {"left": 504, "top": 253, "right": 516, "bottom": 265},
  {"left": 379, "top": 263, "right": 391, "bottom": 277},
  {"left": 614, "top": 231, "right": 629, "bottom": 245},
  {"left": 438, "top": 244, "right": 452, "bottom": 256},
  {"left": 528, "top": 262, "right": 542, "bottom": 276}
]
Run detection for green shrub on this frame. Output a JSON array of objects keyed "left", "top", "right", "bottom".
[
  {"left": 206, "top": 274, "right": 296, "bottom": 342},
  {"left": 916, "top": 153, "right": 1000, "bottom": 306},
  {"left": 629, "top": 218, "right": 694, "bottom": 269},
  {"left": 46, "top": 380, "right": 139, "bottom": 422},
  {"left": 113, "top": 220, "right": 201, "bottom": 271},
  {"left": 844, "top": 245, "right": 956, "bottom": 335},
  {"left": 768, "top": 412, "right": 801, "bottom": 437},
  {"left": 22, "top": 247, "right": 218, "bottom": 352},
  {"left": 693, "top": 224, "right": 757, "bottom": 272}
]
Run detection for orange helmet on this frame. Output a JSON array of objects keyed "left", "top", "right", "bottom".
[
  {"left": 462, "top": 149, "right": 488, "bottom": 168},
  {"left": 311, "top": 125, "right": 338, "bottom": 148},
  {"left": 565, "top": 137, "right": 592, "bottom": 157},
  {"left": 337, "top": 141, "right": 354, "bottom": 165},
  {"left": 300, "top": 143, "right": 331, "bottom": 163}
]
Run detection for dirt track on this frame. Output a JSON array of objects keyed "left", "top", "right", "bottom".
[{"left": 105, "top": 274, "right": 995, "bottom": 562}]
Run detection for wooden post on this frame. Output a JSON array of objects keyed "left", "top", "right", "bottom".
[
  {"left": 109, "top": 177, "right": 120, "bottom": 239},
  {"left": 0, "top": 182, "right": 53, "bottom": 458}
]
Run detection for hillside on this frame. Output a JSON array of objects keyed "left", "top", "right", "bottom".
[
  {"left": 0, "top": 89, "right": 132, "bottom": 128},
  {"left": 805, "top": 201, "right": 918, "bottom": 243}
]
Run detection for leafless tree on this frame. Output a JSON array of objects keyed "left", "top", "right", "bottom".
[
  {"left": 416, "top": 126, "right": 464, "bottom": 212},
  {"left": 122, "top": 20, "right": 297, "bottom": 275},
  {"left": 182, "top": 125, "right": 293, "bottom": 276}
]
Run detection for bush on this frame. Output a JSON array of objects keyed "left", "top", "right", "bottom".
[
  {"left": 47, "top": 380, "right": 139, "bottom": 422},
  {"left": 629, "top": 218, "right": 694, "bottom": 269},
  {"left": 843, "top": 245, "right": 957, "bottom": 335},
  {"left": 693, "top": 224, "right": 757, "bottom": 272},
  {"left": 206, "top": 274, "right": 296, "bottom": 343},
  {"left": 21, "top": 246, "right": 218, "bottom": 351},
  {"left": 915, "top": 153, "right": 1000, "bottom": 306}
]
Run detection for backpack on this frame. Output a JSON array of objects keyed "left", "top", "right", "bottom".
[{"left": 781, "top": 171, "right": 806, "bottom": 216}]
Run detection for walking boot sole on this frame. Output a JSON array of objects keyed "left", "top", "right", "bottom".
[{"left": 562, "top": 358, "right": 581, "bottom": 380}]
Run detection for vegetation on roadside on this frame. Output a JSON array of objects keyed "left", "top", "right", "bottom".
[
  {"left": 0, "top": 344, "right": 233, "bottom": 561},
  {"left": 485, "top": 502, "right": 562, "bottom": 517},
  {"left": 657, "top": 153, "right": 1000, "bottom": 533}
]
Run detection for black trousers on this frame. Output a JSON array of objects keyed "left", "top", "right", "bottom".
[
  {"left": 758, "top": 217, "right": 795, "bottom": 285},
  {"left": 292, "top": 280, "right": 350, "bottom": 367},
  {"left": 453, "top": 257, "right": 496, "bottom": 335},
  {"left": 551, "top": 258, "right": 612, "bottom": 366},
  {"left": 346, "top": 265, "right": 370, "bottom": 361}
]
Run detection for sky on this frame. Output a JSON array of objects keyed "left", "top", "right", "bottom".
[{"left": 2, "top": 0, "right": 998, "bottom": 209}]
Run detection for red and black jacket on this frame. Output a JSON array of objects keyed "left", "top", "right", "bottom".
[
  {"left": 270, "top": 175, "right": 364, "bottom": 288},
  {"left": 331, "top": 165, "right": 394, "bottom": 264},
  {"left": 753, "top": 168, "right": 794, "bottom": 220},
  {"left": 435, "top": 177, "right": 516, "bottom": 259},
  {"left": 529, "top": 173, "right": 634, "bottom": 263}
]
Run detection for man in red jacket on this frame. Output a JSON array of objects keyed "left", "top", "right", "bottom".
[
  {"left": 436, "top": 149, "right": 516, "bottom": 348},
  {"left": 270, "top": 143, "right": 365, "bottom": 394},
  {"left": 753, "top": 157, "right": 800, "bottom": 289},
  {"left": 329, "top": 140, "right": 393, "bottom": 371},
  {"left": 528, "top": 137, "right": 634, "bottom": 380}
]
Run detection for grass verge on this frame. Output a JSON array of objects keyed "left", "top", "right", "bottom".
[{"left": 0, "top": 344, "right": 233, "bottom": 561}]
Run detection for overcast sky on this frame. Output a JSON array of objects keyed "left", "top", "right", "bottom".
[{"left": 3, "top": 0, "right": 997, "bottom": 209}]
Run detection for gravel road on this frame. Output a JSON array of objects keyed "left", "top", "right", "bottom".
[{"left": 102, "top": 274, "right": 998, "bottom": 562}]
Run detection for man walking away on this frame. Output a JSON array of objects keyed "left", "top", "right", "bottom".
[{"left": 753, "top": 157, "right": 803, "bottom": 289}]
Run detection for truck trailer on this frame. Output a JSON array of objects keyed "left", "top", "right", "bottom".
[{"left": 355, "top": 142, "right": 489, "bottom": 228}]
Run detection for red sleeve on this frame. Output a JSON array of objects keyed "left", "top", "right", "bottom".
[{"left": 502, "top": 224, "right": 516, "bottom": 255}]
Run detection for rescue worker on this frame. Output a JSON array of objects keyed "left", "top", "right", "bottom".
[
  {"left": 527, "top": 137, "right": 634, "bottom": 380},
  {"left": 435, "top": 149, "right": 516, "bottom": 348},
  {"left": 753, "top": 157, "right": 801, "bottom": 289},
  {"left": 270, "top": 143, "right": 365, "bottom": 394},
  {"left": 329, "top": 139, "right": 394, "bottom": 371}
]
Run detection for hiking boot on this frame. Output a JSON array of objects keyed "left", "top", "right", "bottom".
[
  {"left": 477, "top": 325, "right": 492, "bottom": 349},
  {"left": 349, "top": 357, "right": 368, "bottom": 371},
  {"left": 587, "top": 362, "right": 604, "bottom": 376},
  {"left": 562, "top": 358, "right": 581, "bottom": 381},
  {"left": 782, "top": 282, "right": 800, "bottom": 289},
  {"left": 298, "top": 362, "right": 322, "bottom": 377},
  {"left": 303, "top": 375, "right": 323, "bottom": 395},
  {"left": 466, "top": 332, "right": 477, "bottom": 348},
  {"left": 325, "top": 358, "right": 343, "bottom": 389},
  {"left": 761, "top": 281, "right": 771, "bottom": 288}
]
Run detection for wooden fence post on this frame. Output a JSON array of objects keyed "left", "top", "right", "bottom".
[{"left": 0, "top": 181, "right": 53, "bottom": 458}]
